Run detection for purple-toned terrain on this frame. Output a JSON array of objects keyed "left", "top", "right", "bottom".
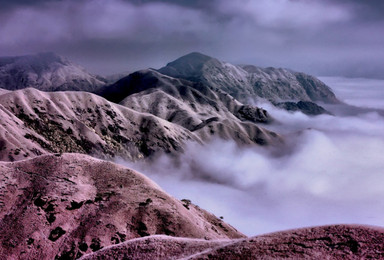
[{"left": 0, "top": 52, "right": 383, "bottom": 259}]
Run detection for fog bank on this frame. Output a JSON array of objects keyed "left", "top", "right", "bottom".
[{"left": 119, "top": 77, "right": 384, "bottom": 236}]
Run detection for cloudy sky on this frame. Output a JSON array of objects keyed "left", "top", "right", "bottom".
[{"left": 0, "top": 0, "right": 383, "bottom": 77}]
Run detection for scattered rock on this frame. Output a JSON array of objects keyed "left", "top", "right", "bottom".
[
  {"left": 66, "top": 200, "right": 84, "bottom": 210},
  {"left": 90, "top": 238, "right": 102, "bottom": 252},
  {"left": 48, "top": 227, "right": 66, "bottom": 242}
]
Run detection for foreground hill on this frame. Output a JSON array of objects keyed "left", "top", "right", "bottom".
[
  {"left": 0, "top": 153, "right": 244, "bottom": 259},
  {"left": 80, "top": 225, "right": 384, "bottom": 259},
  {"left": 0, "top": 52, "right": 106, "bottom": 92},
  {"left": 0, "top": 88, "right": 280, "bottom": 162},
  {"left": 189, "top": 225, "right": 384, "bottom": 259}
]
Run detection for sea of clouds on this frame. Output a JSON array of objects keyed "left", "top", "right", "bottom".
[{"left": 120, "top": 77, "right": 384, "bottom": 236}]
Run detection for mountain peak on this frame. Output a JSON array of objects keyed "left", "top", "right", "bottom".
[
  {"left": 157, "top": 52, "right": 340, "bottom": 105},
  {"left": 163, "top": 52, "right": 215, "bottom": 70},
  {"left": 158, "top": 52, "right": 216, "bottom": 80},
  {"left": 170, "top": 52, "right": 213, "bottom": 64}
]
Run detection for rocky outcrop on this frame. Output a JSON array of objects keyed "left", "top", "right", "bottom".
[
  {"left": 0, "top": 52, "right": 106, "bottom": 92},
  {"left": 276, "top": 101, "right": 331, "bottom": 116},
  {"left": 0, "top": 153, "right": 244, "bottom": 259},
  {"left": 235, "top": 105, "right": 271, "bottom": 123}
]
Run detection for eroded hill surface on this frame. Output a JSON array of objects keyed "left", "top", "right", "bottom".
[
  {"left": 100, "top": 69, "right": 276, "bottom": 145},
  {"left": 0, "top": 88, "right": 198, "bottom": 161},
  {"left": 0, "top": 153, "right": 244, "bottom": 259}
]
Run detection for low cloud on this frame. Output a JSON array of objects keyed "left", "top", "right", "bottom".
[
  {"left": 119, "top": 77, "right": 384, "bottom": 236},
  {"left": 320, "top": 77, "right": 384, "bottom": 110}
]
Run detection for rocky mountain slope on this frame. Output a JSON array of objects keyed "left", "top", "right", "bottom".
[
  {"left": 0, "top": 88, "right": 197, "bottom": 161},
  {"left": 81, "top": 225, "right": 384, "bottom": 259},
  {"left": 98, "top": 69, "right": 275, "bottom": 145},
  {"left": 158, "top": 52, "right": 339, "bottom": 114},
  {"left": 0, "top": 88, "right": 280, "bottom": 162},
  {"left": 242, "top": 64, "right": 340, "bottom": 104},
  {"left": 0, "top": 52, "right": 106, "bottom": 92},
  {"left": 0, "top": 153, "right": 244, "bottom": 259}
]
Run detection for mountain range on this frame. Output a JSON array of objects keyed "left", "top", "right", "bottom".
[
  {"left": 0, "top": 51, "right": 341, "bottom": 163},
  {"left": 1, "top": 51, "right": 379, "bottom": 259},
  {"left": 100, "top": 52, "right": 339, "bottom": 116}
]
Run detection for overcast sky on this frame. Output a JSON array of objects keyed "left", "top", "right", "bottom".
[{"left": 0, "top": 0, "right": 383, "bottom": 78}]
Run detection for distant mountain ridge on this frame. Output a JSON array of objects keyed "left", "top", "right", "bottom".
[
  {"left": 0, "top": 51, "right": 340, "bottom": 115},
  {"left": 0, "top": 51, "right": 340, "bottom": 109},
  {"left": 0, "top": 52, "right": 106, "bottom": 92},
  {"left": 158, "top": 52, "right": 340, "bottom": 105}
]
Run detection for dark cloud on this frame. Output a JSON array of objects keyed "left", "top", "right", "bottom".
[
  {"left": 0, "top": 0, "right": 216, "bottom": 11},
  {"left": 327, "top": 0, "right": 384, "bottom": 20},
  {"left": 0, "top": 0, "right": 383, "bottom": 78},
  {"left": 0, "top": 0, "right": 59, "bottom": 10},
  {"left": 130, "top": 0, "right": 217, "bottom": 9}
]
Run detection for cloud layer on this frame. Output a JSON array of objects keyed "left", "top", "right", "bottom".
[
  {"left": 1, "top": 0, "right": 383, "bottom": 78},
  {"left": 120, "top": 77, "right": 384, "bottom": 235}
]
